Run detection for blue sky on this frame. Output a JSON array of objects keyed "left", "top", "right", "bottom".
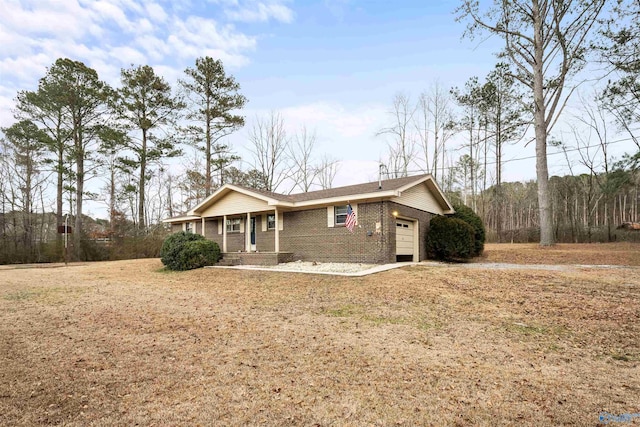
[{"left": 1, "top": 0, "right": 632, "bottom": 205}]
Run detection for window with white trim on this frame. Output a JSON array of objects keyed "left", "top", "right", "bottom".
[
  {"left": 185, "top": 222, "right": 193, "bottom": 233},
  {"left": 335, "top": 205, "right": 348, "bottom": 226},
  {"left": 226, "top": 218, "right": 241, "bottom": 232},
  {"left": 267, "top": 214, "right": 276, "bottom": 230}
]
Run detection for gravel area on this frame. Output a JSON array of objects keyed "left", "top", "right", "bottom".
[{"left": 249, "top": 260, "right": 377, "bottom": 273}]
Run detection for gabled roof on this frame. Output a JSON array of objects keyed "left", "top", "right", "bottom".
[
  {"left": 285, "top": 174, "right": 433, "bottom": 202},
  {"left": 167, "top": 174, "right": 454, "bottom": 220}
]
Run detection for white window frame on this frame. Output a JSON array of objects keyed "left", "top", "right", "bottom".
[
  {"left": 267, "top": 214, "right": 276, "bottom": 230},
  {"left": 226, "top": 218, "right": 241, "bottom": 233},
  {"left": 335, "top": 205, "right": 348, "bottom": 226},
  {"left": 185, "top": 222, "right": 193, "bottom": 233}
]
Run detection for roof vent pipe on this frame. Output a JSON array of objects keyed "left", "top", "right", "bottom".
[{"left": 378, "top": 163, "right": 388, "bottom": 189}]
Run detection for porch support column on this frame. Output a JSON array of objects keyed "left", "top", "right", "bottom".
[
  {"left": 222, "top": 215, "right": 227, "bottom": 253},
  {"left": 201, "top": 217, "right": 206, "bottom": 238},
  {"left": 274, "top": 207, "right": 280, "bottom": 253},
  {"left": 246, "top": 212, "right": 251, "bottom": 252}
]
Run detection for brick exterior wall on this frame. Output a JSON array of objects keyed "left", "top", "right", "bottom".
[
  {"left": 205, "top": 220, "right": 217, "bottom": 238},
  {"left": 171, "top": 201, "right": 435, "bottom": 263},
  {"left": 387, "top": 201, "right": 434, "bottom": 261},
  {"left": 221, "top": 251, "right": 294, "bottom": 266},
  {"left": 204, "top": 220, "right": 223, "bottom": 249},
  {"left": 279, "top": 202, "right": 397, "bottom": 263},
  {"left": 226, "top": 232, "right": 244, "bottom": 252},
  {"left": 254, "top": 215, "right": 276, "bottom": 252}
]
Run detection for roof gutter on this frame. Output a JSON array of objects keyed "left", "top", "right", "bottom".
[{"left": 274, "top": 190, "right": 400, "bottom": 209}]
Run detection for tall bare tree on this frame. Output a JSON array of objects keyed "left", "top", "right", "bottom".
[
  {"left": 457, "top": 0, "right": 607, "bottom": 245},
  {"left": 415, "top": 83, "right": 456, "bottom": 180},
  {"left": 247, "top": 112, "right": 290, "bottom": 192},
  {"left": 289, "top": 126, "right": 319, "bottom": 192},
  {"left": 317, "top": 155, "right": 340, "bottom": 190},
  {"left": 596, "top": 0, "right": 640, "bottom": 172},
  {"left": 378, "top": 93, "right": 417, "bottom": 177}
]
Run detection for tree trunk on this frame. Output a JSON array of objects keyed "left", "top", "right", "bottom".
[
  {"left": 75, "top": 150, "right": 84, "bottom": 260},
  {"left": 56, "top": 146, "right": 64, "bottom": 244},
  {"left": 23, "top": 154, "right": 33, "bottom": 254},
  {"left": 533, "top": 1, "right": 553, "bottom": 246},
  {"left": 138, "top": 129, "right": 147, "bottom": 230},
  {"left": 205, "top": 99, "right": 212, "bottom": 195},
  {"left": 109, "top": 164, "right": 116, "bottom": 235}
]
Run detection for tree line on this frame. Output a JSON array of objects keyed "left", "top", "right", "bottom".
[
  {"left": 379, "top": 0, "right": 640, "bottom": 244},
  {"left": 0, "top": 56, "right": 342, "bottom": 264},
  {"left": 2, "top": 0, "right": 640, "bottom": 264}
]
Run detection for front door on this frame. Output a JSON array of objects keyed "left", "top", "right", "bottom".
[{"left": 250, "top": 217, "right": 256, "bottom": 251}]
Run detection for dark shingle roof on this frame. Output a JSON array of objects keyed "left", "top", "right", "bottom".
[{"left": 233, "top": 174, "right": 430, "bottom": 203}]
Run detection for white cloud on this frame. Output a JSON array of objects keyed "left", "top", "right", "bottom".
[
  {"left": 167, "top": 16, "right": 256, "bottom": 66},
  {"left": 0, "top": 0, "right": 277, "bottom": 125},
  {"left": 134, "top": 18, "right": 155, "bottom": 34},
  {"left": 0, "top": 53, "right": 52, "bottom": 88},
  {"left": 0, "top": 89, "right": 16, "bottom": 127},
  {"left": 226, "top": 2, "right": 294, "bottom": 23},
  {"left": 2, "top": 0, "right": 93, "bottom": 40},
  {"left": 132, "top": 35, "right": 171, "bottom": 62},
  {"left": 0, "top": 28, "right": 35, "bottom": 59},
  {"left": 88, "top": 0, "right": 135, "bottom": 32},
  {"left": 145, "top": 2, "right": 168, "bottom": 23},
  {"left": 211, "top": 0, "right": 294, "bottom": 23},
  {"left": 109, "top": 46, "right": 148, "bottom": 66}
]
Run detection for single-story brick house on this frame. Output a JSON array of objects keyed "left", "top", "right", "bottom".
[{"left": 163, "top": 174, "right": 454, "bottom": 265}]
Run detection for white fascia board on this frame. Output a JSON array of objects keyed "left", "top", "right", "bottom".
[
  {"left": 163, "top": 215, "right": 201, "bottom": 223},
  {"left": 279, "top": 190, "right": 400, "bottom": 209}
]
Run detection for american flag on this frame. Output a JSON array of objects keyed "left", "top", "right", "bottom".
[{"left": 345, "top": 204, "right": 357, "bottom": 233}]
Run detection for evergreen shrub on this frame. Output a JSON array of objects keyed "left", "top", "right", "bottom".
[
  {"left": 160, "top": 232, "right": 221, "bottom": 271},
  {"left": 451, "top": 204, "right": 486, "bottom": 256},
  {"left": 425, "top": 215, "right": 475, "bottom": 261}
]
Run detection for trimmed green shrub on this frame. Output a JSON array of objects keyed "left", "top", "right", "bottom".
[
  {"left": 173, "top": 240, "right": 221, "bottom": 271},
  {"left": 425, "top": 215, "right": 475, "bottom": 261},
  {"left": 160, "top": 232, "right": 221, "bottom": 271},
  {"left": 452, "top": 204, "right": 485, "bottom": 256}
]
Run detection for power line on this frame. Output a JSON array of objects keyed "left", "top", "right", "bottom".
[{"left": 383, "top": 135, "right": 638, "bottom": 175}]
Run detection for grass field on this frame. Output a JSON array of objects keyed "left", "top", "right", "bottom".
[{"left": 1, "top": 243, "right": 639, "bottom": 426}]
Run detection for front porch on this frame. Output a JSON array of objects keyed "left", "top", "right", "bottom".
[{"left": 218, "top": 251, "right": 295, "bottom": 266}]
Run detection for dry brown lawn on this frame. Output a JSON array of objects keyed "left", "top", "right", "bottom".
[
  {"left": 481, "top": 242, "right": 640, "bottom": 266},
  {"left": 1, "top": 247, "right": 639, "bottom": 426}
]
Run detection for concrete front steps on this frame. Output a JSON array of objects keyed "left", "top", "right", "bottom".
[{"left": 217, "top": 252, "right": 295, "bottom": 266}]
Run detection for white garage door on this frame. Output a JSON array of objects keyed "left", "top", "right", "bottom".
[{"left": 396, "top": 219, "right": 414, "bottom": 256}]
